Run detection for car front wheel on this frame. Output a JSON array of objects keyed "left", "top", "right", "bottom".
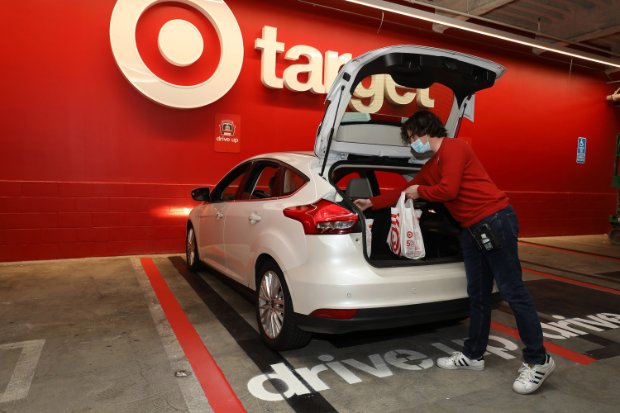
[
  {"left": 256, "top": 261, "right": 311, "bottom": 350},
  {"left": 186, "top": 225, "right": 201, "bottom": 271}
]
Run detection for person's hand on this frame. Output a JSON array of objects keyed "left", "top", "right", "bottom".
[
  {"left": 404, "top": 185, "right": 420, "bottom": 200},
  {"left": 353, "top": 198, "right": 373, "bottom": 211}
]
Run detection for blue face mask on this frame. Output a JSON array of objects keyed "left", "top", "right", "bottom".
[{"left": 410, "top": 138, "right": 431, "bottom": 154}]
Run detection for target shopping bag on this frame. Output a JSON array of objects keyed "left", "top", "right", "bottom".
[{"left": 387, "top": 192, "right": 425, "bottom": 259}]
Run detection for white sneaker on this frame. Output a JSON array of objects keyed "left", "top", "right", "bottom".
[
  {"left": 437, "top": 352, "right": 485, "bottom": 371},
  {"left": 513, "top": 354, "right": 555, "bottom": 394}
]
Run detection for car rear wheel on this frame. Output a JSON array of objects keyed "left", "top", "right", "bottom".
[
  {"left": 186, "top": 225, "right": 201, "bottom": 271},
  {"left": 256, "top": 261, "right": 311, "bottom": 350}
]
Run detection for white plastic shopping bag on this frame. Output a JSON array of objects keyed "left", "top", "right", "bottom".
[
  {"left": 387, "top": 192, "right": 425, "bottom": 259},
  {"left": 365, "top": 218, "right": 374, "bottom": 256}
]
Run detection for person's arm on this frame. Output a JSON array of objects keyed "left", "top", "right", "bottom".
[
  {"left": 367, "top": 183, "right": 405, "bottom": 210},
  {"left": 417, "top": 142, "right": 468, "bottom": 202},
  {"left": 353, "top": 162, "right": 433, "bottom": 211},
  {"left": 377, "top": 172, "right": 430, "bottom": 209},
  {"left": 353, "top": 177, "right": 416, "bottom": 211}
]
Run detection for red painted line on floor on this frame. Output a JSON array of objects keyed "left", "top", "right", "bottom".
[
  {"left": 518, "top": 241, "right": 620, "bottom": 262},
  {"left": 522, "top": 266, "right": 620, "bottom": 296},
  {"left": 140, "top": 258, "right": 246, "bottom": 413},
  {"left": 490, "top": 321, "right": 596, "bottom": 365}
]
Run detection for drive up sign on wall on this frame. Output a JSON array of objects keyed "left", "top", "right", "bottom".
[{"left": 214, "top": 114, "right": 241, "bottom": 153}]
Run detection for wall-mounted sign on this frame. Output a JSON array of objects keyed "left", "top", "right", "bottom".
[
  {"left": 214, "top": 114, "right": 241, "bottom": 153},
  {"left": 110, "top": 1, "right": 435, "bottom": 112},
  {"left": 109, "top": 0, "right": 244, "bottom": 109},
  {"left": 255, "top": 26, "right": 435, "bottom": 113},
  {"left": 577, "top": 137, "right": 587, "bottom": 164}
]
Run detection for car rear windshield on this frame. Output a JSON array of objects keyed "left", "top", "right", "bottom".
[{"left": 342, "top": 74, "right": 455, "bottom": 134}]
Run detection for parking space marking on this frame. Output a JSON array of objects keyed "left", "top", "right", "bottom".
[
  {"left": 523, "top": 267, "right": 620, "bottom": 296},
  {"left": 490, "top": 320, "right": 596, "bottom": 365},
  {"left": 519, "top": 241, "right": 620, "bottom": 262},
  {"left": 139, "top": 258, "right": 246, "bottom": 413},
  {"left": 0, "top": 339, "right": 45, "bottom": 403},
  {"left": 131, "top": 258, "right": 214, "bottom": 413},
  {"left": 165, "top": 256, "right": 619, "bottom": 407},
  {"left": 169, "top": 256, "right": 339, "bottom": 413},
  {"left": 520, "top": 259, "right": 620, "bottom": 284}
]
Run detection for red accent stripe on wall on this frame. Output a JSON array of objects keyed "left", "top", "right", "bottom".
[
  {"left": 490, "top": 320, "right": 596, "bottom": 365},
  {"left": 140, "top": 258, "right": 246, "bottom": 413},
  {"left": 0, "top": 180, "right": 201, "bottom": 262}
]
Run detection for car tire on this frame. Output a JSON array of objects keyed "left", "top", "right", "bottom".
[
  {"left": 256, "top": 261, "right": 311, "bottom": 350},
  {"left": 186, "top": 225, "right": 201, "bottom": 271}
]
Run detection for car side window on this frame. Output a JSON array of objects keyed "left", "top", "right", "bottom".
[
  {"left": 243, "top": 163, "right": 280, "bottom": 200},
  {"left": 281, "top": 168, "right": 308, "bottom": 196},
  {"left": 221, "top": 174, "right": 246, "bottom": 201},
  {"left": 212, "top": 163, "right": 251, "bottom": 202}
]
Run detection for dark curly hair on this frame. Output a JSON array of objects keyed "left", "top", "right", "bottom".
[{"left": 400, "top": 110, "right": 448, "bottom": 144}]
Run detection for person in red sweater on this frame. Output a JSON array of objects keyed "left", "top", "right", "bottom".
[{"left": 354, "top": 110, "right": 555, "bottom": 395}]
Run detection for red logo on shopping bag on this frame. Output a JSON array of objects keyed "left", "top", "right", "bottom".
[{"left": 389, "top": 212, "right": 401, "bottom": 255}]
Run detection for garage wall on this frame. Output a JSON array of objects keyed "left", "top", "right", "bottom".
[{"left": 1, "top": 0, "right": 618, "bottom": 262}]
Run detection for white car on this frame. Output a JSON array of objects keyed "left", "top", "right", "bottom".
[{"left": 186, "top": 45, "right": 505, "bottom": 350}]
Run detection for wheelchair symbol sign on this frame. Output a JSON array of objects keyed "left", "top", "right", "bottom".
[{"left": 576, "top": 137, "right": 586, "bottom": 164}]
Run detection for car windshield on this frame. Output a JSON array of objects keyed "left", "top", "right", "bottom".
[{"left": 342, "top": 73, "right": 455, "bottom": 131}]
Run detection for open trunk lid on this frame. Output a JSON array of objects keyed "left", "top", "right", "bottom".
[{"left": 314, "top": 45, "right": 505, "bottom": 173}]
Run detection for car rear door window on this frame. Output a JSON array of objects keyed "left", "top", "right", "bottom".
[{"left": 281, "top": 168, "right": 308, "bottom": 196}]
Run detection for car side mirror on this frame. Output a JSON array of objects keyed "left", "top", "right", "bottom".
[{"left": 191, "top": 187, "right": 210, "bottom": 201}]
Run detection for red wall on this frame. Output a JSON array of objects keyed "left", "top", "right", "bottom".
[{"left": 0, "top": 0, "right": 618, "bottom": 262}]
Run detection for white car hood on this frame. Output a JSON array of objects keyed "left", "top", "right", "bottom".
[{"left": 314, "top": 45, "right": 505, "bottom": 165}]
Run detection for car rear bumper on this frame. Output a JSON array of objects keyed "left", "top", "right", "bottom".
[{"left": 293, "top": 293, "right": 502, "bottom": 334}]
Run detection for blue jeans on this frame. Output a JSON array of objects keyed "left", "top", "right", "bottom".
[{"left": 460, "top": 205, "right": 547, "bottom": 364}]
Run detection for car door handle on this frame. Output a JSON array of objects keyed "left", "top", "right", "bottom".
[
  {"left": 216, "top": 210, "right": 224, "bottom": 220},
  {"left": 248, "top": 212, "right": 262, "bottom": 224}
]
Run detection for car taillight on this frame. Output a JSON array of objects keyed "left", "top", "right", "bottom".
[
  {"left": 310, "top": 309, "right": 358, "bottom": 319},
  {"left": 283, "top": 199, "right": 358, "bottom": 235}
]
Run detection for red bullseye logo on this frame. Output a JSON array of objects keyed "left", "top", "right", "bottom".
[{"left": 109, "top": 0, "right": 243, "bottom": 108}]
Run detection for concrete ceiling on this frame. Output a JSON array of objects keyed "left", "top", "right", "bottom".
[{"left": 409, "top": 0, "right": 620, "bottom": 71}]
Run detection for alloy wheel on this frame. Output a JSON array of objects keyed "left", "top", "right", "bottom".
[
  {"left": 186, "top": 227, "right": 196, "bottom": 267},
  {"left": 258, "top": 270, "right": 285, "bottom": 339}
]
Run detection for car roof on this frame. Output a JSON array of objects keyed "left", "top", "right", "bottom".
[{"left": 247, "top": 151, "right": 317, "bottom": 169}]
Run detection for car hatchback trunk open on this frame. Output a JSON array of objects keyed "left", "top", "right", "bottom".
[
  {"left": 187, "top": 45, "right": 506, "bottom": 350},
  {"left": 316, "top": 45, "right": 506, "bottom": 270},
  {"left": 332, "top": 161, "right": 462, "bottom": 268}
]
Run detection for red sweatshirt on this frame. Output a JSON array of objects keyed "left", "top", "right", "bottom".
[{"left": 369, "top": 138, "right": 509, "bottom": 228}]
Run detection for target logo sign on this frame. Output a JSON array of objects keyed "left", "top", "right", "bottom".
[{"left": 109, "top": 0, "right": 243, "bottom": 109}]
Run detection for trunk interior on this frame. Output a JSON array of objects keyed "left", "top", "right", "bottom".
[{"left": 330, "top": 159, "right": 463, "bottom": 267}]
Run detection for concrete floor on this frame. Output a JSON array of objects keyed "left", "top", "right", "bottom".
[{"left": 1, "top": 234, "right": 619, "bottom": 413}]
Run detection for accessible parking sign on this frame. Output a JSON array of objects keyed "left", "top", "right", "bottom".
[{"left": 577, "top": 137, "right": 587, "bottom": 164}]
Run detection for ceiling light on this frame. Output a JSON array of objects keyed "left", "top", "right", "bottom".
[{"left": 344, "top": 0, "right": 620, "bottom": 69}]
